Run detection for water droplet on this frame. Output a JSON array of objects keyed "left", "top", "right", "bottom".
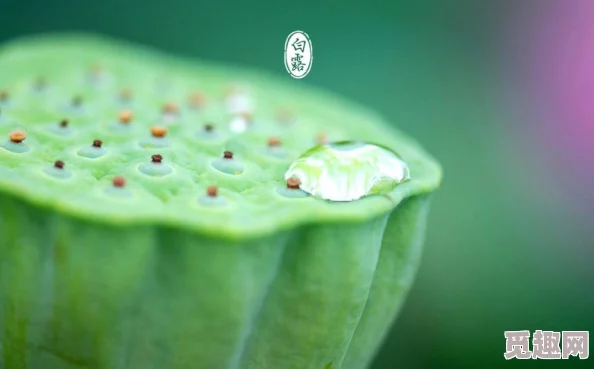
[
  {"left": 284, "top": 141, "right": 410, "bottom": 202},
  {"left": 229, "top": 114, "right": 249, "bottom": 133}
]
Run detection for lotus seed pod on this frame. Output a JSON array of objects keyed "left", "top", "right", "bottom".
[{"left": 0, "top": 34, "right": 442, "bottom": 369}]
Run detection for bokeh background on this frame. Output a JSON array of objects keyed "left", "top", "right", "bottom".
[{"left": 1, "top": 0, "right": 592, "bottom": 368}]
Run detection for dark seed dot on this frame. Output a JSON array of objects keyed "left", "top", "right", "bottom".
[
  {"left": 151, "top": 126, "right": 167, "bottom": 138},
  {"left": 162, "top": 102, "right": 179, "bottom": 115},
  {"left": 119, "top": 88, "right": 132, "bottom": 101},
  {"left": 119, "top": 110, "right": 133, "bottom": 124},
  {"left": 92, "top": 139, "right": 103, "bottom": 148},
  {"left": 268, "top": 137, "right": 282, "bottom": 147},
  {"left": 151, "top": 154, "right": 163, "bottom": 163},
  {"left": 189, "top": 92, "right": 205, "bottom": 108},
  {"left": 207, "top": 185, "right": 218, "bottom": 197},
  {"left": 204, "top": 124, "right": 214, "bottom": 132},
  {"left": 316, "top": 132, "right": 328, "bottom": 144},
  {"left": 72, "top": 95, "right": 82, "bottom": 107},
  {"left": 34, "top": 77, "right": 47, "bottom": 90},
  {"left": 223, "top": 151, "right": 233, "bottom": 159},
  {"left": 54, "top": 160, "right": 65, "bottom": 169},
  {"left": 287, "top": 177, "right": 301, "bottom": 189},
  {"left": 112, "top": 176, "right": 126, "bottom": 188},
  {"left": 59, "top": 119, "right": 69, "bottom": 128},
  {"left": 0, "top": 90, "right": 8, "bottom": 102},
  {"left": 9, "top": 131, "right": 26, "bottom": 143}
]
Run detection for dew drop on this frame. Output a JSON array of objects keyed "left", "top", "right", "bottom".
[
  {"left": 229, "top": 114, "right": 250, "bottom": 133},
  {"left": 284, "top": 141, "right": 411, "bottom": 202}
]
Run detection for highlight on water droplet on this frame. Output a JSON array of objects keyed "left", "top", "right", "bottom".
[{"left": 283, "top": 141, "right": 410, "bottom": 202}]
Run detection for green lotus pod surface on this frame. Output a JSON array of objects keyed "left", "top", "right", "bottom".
[{"left": 0, "top": 34, "right": 442, "bottom": 369}]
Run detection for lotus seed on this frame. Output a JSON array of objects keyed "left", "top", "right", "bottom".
[
  {"left": 113, "top": 176, "right": 126, "bottom": 188},
  {"left": 9, "top": 131, "right": 26, "bottom": 143},
  {"left": 139, "top": 154, "right": 173, "bottom": 176},
  {"left": 276, "top": 177, "right": 309, "bottom": 198},
  {"left": 212, "top": 151, "right": 244, "bottom": 175},
  {"left": 204, "top": 124, "right": 214, "bottom": 132},
  {"left": 59, "top": 119, "right": 69, "bottom": 128},
  {"left": 198, "top": 185, "right": 227, "bottom": 206},
  {"left": 268, "top": 137, "right": 281, "bottom": 147},
  {"left": 44, "top": 160, "right": 72, "bottom": 179},
  {"left": 78, "top": 139, "right": 106, "bottom": 158},
  {"left": 119, "top": 88, "right": 132, "bottom": 102},
  {"left": 207, "top": 185, "right": 218, "bottom": 197},
  {"left": 119, "top": 110, "right": 134, "bottom": 124},
  {"left": 189, "top": 92, "right": 205, "bottom": 109},
  {"left": 72, "top": 95, "right": 82, "bottom": 107},
  {"left": 287, "top": 177, "right": 300, "bottom": 189},
  {"left": 0, "top": 90, "right": 8, "bottom": 102},
  {"left": 151, "top": 126, "right": 167, "bottom": 138}
]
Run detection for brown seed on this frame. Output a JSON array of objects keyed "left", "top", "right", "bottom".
[
  {"left": 119, "top": 110, "right": 134, "bottom": 124},
  {"left": 276, "top": 108, "right": 294, "bottom": 124},
  {"left": 151, "top": 126, "right": 167, "bottom": 138},
  {"left": 71, "top": 95, "right": 82, "bottom": 107},
  {"left": 316, "top": 132, "right": 328, "bottom": 144},
  {"left": 34, "top": 77, "right": 47, "bottom": 90},
  {"left": 189, "top": 92, "right": 205, "bottom": 108},
  {"left": 59, "top": 119, "right": 69, "bottom": 128},
  {"left": 162, "top": 102, "right": 179, "bottom": 115},
  {"left": 9, "top": 130, "right": 26, "bottom": 143},
  {"left": 92, "top": 139, "right": 103, "bottom": 148},
  {"left": 54, "top": 160, "right": 65, "bottom": 169},
  {"left": 206, "top": 185, "right": 218, "bottom": 197},
  {"left": 151, "top": 154, "right": 163, "bottom": 163},
  {"left": 287, "top": 177, "right": 301, "bottom": 189},
  {"left": 112, "top": 176, "right": 126, "bottom": 188},
  {"left": 0, "top": 90, "right": 8, "bottom": 102},
  {"left": 223, "top": 151, "right": 233, "bottom": 159},
  {"left": 204, "top": 124, "right": 214, "bottom": 132},
  {"left": 268, "top": 137, "right": 282, "bottom": 147},
  {"left": 119, "top": 88, "right": 132, "bottom": 102}
]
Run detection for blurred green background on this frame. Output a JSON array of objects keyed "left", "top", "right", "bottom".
[{"left": 1, "top": 0, "right": 592, "bottom": 368}]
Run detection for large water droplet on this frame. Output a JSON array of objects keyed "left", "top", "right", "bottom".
[{"left": 284, "top": 141, "right": 410, "bottom": 202}]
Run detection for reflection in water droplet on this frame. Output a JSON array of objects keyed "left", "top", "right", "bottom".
[{"left": 284, "top": 141, "right": 410, "bottom": 202}]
